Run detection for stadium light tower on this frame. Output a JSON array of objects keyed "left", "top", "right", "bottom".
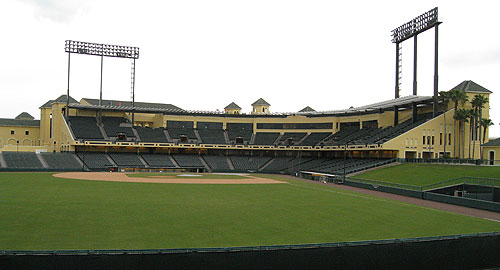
[
  {"left": 391, "top": 7, "right": 441, "bottom": 124},
  {"left": 64, "top": 40, "right": 140, "bottom": 123}
]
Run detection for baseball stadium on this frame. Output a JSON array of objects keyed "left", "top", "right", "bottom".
[{"left": 2, "top": 7, "right": 500, "bottom": 270}]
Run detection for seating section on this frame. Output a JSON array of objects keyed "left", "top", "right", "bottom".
[
  {"left": 278, "top": 133, "right": 307, "bottom": 146},
  {"left": 166, "top": 121, "right": 197, "bottom": 142},
  {"left": 102, "top": 117, "right": 135, "bottom": 139},
  {"left": 260, "top": 157, "right": 293, "bottom": 172},
  {"left": 0, "top": 151, "right": 394, "bottom": 176},
  {"left": 77, "top": 152, "right": 114, "bottom": 169},
  {"left": 298, "top": 133, "right": 331, "bottom": 146},
  {"left": 226, "top": 123, "right": 253, "bottom": 143},
  {"left": 41, "top": 153, "right": 82, "bottom": 169},
  {"left": 136, "top": 127, "right": 168, "bottom": 143},
  {"left": 141, "top": 154, "right": 177, "bottom": 167},
  {"left": 197, "top": 122, "right": 226, "bottom": 144},
  {"left": 2, "top": 152, "right": 44, "bottom": 168},
  {"left": 323, "top": 114, "right": 434, "bottom": 146},
  {"left": 69, "top": 116, "right": 104, "bottom": 140},
  {"left": 253, "top": 132, "right": 280, "bottom": 145},
  {"left": 230, "top": 156, "right": 271, "bottom": 171},
  {"left": 172, "top": 154, "right": 205, "bottom": 168},
  {"left": 109, "top": 153, "right": 145, "bottom": 167},
  {"left": 203, "top": 155, "right": 231, "bottom": 170},
  {"left": 305, "top": 158, "right": 394, "bottom": 175}
]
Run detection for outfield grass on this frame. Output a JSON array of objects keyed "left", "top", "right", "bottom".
[
  {"left": 355, "top": 163, "right": 500, "bottom": 186},
  {"left": 0, "top": 172, "right": 499, "bottom": 250}
]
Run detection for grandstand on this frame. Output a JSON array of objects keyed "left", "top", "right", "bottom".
[{"left": 0, "top": 80, "right": 495, "bottom": 176}]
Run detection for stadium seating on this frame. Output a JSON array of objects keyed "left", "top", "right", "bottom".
[
  {"left": 226, "top": 123, "right": 253, "bottom": 144},
  {"left": 77, "top": 152, "right": 114, "bottom": 170},
  {"left": 108, "top": 153, "right": 145, "bottom": 167},
  {"left": 68, "top": 116, "right": 104, "bottom": 140},
  {"left": 102, "top": 117, "right": 135, "bottom": 139},
  {"left": 41, "top": 153, "right": 82, "bottom": 170},
  {"left": 135, "top": 127, "right": 168, "bottom": 143},
  {"left": 197, "top": 122, "right": 227, "bottom": 144},
  {"left": 260, "top": 157, "right": 292, "bottom": 172},
  {"left": 253, "top": 132, "right": 280, "bottom": 145},
  {"left": 2, "top": 152, "right": 44, "bottom": 169},
  {"left": 141, "top": 154, "right": 177, "bottom": 168},
  {"left": 172, "top": 154, "right": 205, "bottom": 168},
  {"left": 298, "top": 132, "right": 331, "bottom": 146},
  {"left": 230, "top": 156, "right": 271, "bottom": 171},
  {"left": 166, "top": 121, "right": 197, "bottom": 143},
  {"left": 278, "top": 133, "right": 307, "bottom": 146},
  {"left": 202, "top": 155, "right": 231, "bottom": 170}
]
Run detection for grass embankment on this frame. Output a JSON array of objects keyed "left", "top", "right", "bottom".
[
  {"left": 0, "top": 172, "right": 498, "bottom": 250},
  {"left": 355, "top": 164, "right": 500, "bottom": 187}
]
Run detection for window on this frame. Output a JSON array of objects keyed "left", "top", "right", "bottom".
[
  {"left": 432, "top": 136, "right": 435, "bottom": 145},
  {"left": 422, "top": 136, "right": 425, "bottom": 145},
  {"left": 448, "top": 133, "right": 451, "bottom": 145},
  {"left": 440, "top": 133, "right": 443, "bottom": 145},
  {"left": 25, "top": 130, "right": 29, "bottom": 136},
  {"left": 10, "top": 130, "right": 14, "bottom": 135}
]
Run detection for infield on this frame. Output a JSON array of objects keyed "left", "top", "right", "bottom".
[{"left": 52, "top": 172, "right": 285, "bottom": 184}]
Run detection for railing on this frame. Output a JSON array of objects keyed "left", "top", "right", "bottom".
[
  {"left": 400, "top": 158, "right": 500, "bottom": 165},
  {"left": 347, "top": 177, "right": 422, "bottom": 191},
  {"left": 423, "top": 177, "right": 500, "bottom": 191}
]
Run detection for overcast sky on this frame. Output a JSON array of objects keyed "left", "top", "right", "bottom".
[{"left": 1, "top": 0, "right": 499, "bottom": 137}]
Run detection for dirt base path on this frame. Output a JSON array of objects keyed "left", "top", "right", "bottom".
[
  {"left": 286, "top": 175, "right": 500, "bottom": 222},
  {"left": 52, "top": 172, "right": 285, "bottom": 184}
]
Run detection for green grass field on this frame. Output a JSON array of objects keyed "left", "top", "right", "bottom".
[
  {"left": 1, "top": 172, "right": 499, "bottom": 250},
  {"left": 355, "top": 163, "right": 500, "bottom": 186}
]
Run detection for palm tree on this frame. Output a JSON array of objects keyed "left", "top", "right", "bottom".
[
  {"left": 471, "top": 95, "right": 489, "bottom": 150},
  {"left": 481, "top": 118, "right": 494, "bottom": 143},
  {"left": 454, "top": 109, "right": 469, "bottom": 159},
  {"left": 439, "top": 91, "right": 451, "bottom": 157},
  {"left": 468, "top": 109, "right": 477, "bottom": 159},
  {"left": 449, "top": 90, "right": 469, "bottom": 158}
]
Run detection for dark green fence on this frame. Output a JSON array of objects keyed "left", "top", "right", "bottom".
[
  {"left": 2, "top": 232, "right": 500, "bottom": 270},
  {"left": 299, "top": 172, "right": 500, "bottom": 212}
]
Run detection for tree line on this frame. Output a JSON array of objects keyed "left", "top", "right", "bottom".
[{"left": 439, "top": 90, "right": 494, "bottom": 159}]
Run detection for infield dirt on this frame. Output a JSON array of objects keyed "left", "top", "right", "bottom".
[{"left": 53, "top": 172, "right": 286, "bottom": 184}]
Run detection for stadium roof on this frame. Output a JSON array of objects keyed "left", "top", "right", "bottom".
[
  {"left": 80, "top": 98, "right": 183, "bottom": 111},
  {"left": 15, "top": 112, "right": 35, "bottom": 120},
  {"left": 482, "top": 137, "right": 500, "bottom": 147},
  {"left": 299, "top": 106, "right": 316, "bottom": 113},
  {"left": 252, "top": 98, "right": 270, "bottom": 106},
  {"left": 40, "top": 95, "right": 78, "bottom": 109},
  {"left": 0, "top": 118, "right": 40, "bottom": 127},
  {"left": 224, "top": 102, "right": 241, "bottom": 110},
  {"left": 302, "top": 95, "right": 434, "bottom": 115},
  {"left": 68, "top": 95, "right": 436, "bottom": 117},
  {"left": 450, "top": 80, "right": 492, "bottom": 94}
]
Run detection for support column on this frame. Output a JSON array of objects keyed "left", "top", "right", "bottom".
[
  {"left": 66, "top": 52, "right": 71, "bottom": 120},
  {"left": 395, "top": 42, "right": 400, "bottom": 99},
  {"left": 433, "top": 25, "right": 439, "bottom": 117},
  {"left": 99, "top": 55, "right": 104, "bottom": 124},
  {"left": 413, "top": 34, "right": 418, "bottom": 96},
  {"left": 413, "top": 35, "right": 418, "bottom": 123},
  {"left": 131, "top": 58, "right": 136, "bottom": 125},
  {"left": 393, "top": 106, "right": 399, "bottom": 126}
]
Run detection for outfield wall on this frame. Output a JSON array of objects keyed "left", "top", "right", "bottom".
[{"left": 2, "top": 232, "right": 499, "bottom": 270}]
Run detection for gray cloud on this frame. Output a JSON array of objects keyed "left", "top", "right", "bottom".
[
  {"left": 19, "top": 0, "right": 90, "bottom": 23},
  {"left": 443, "top": 49, "right": 500, "bottom": 68}
]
